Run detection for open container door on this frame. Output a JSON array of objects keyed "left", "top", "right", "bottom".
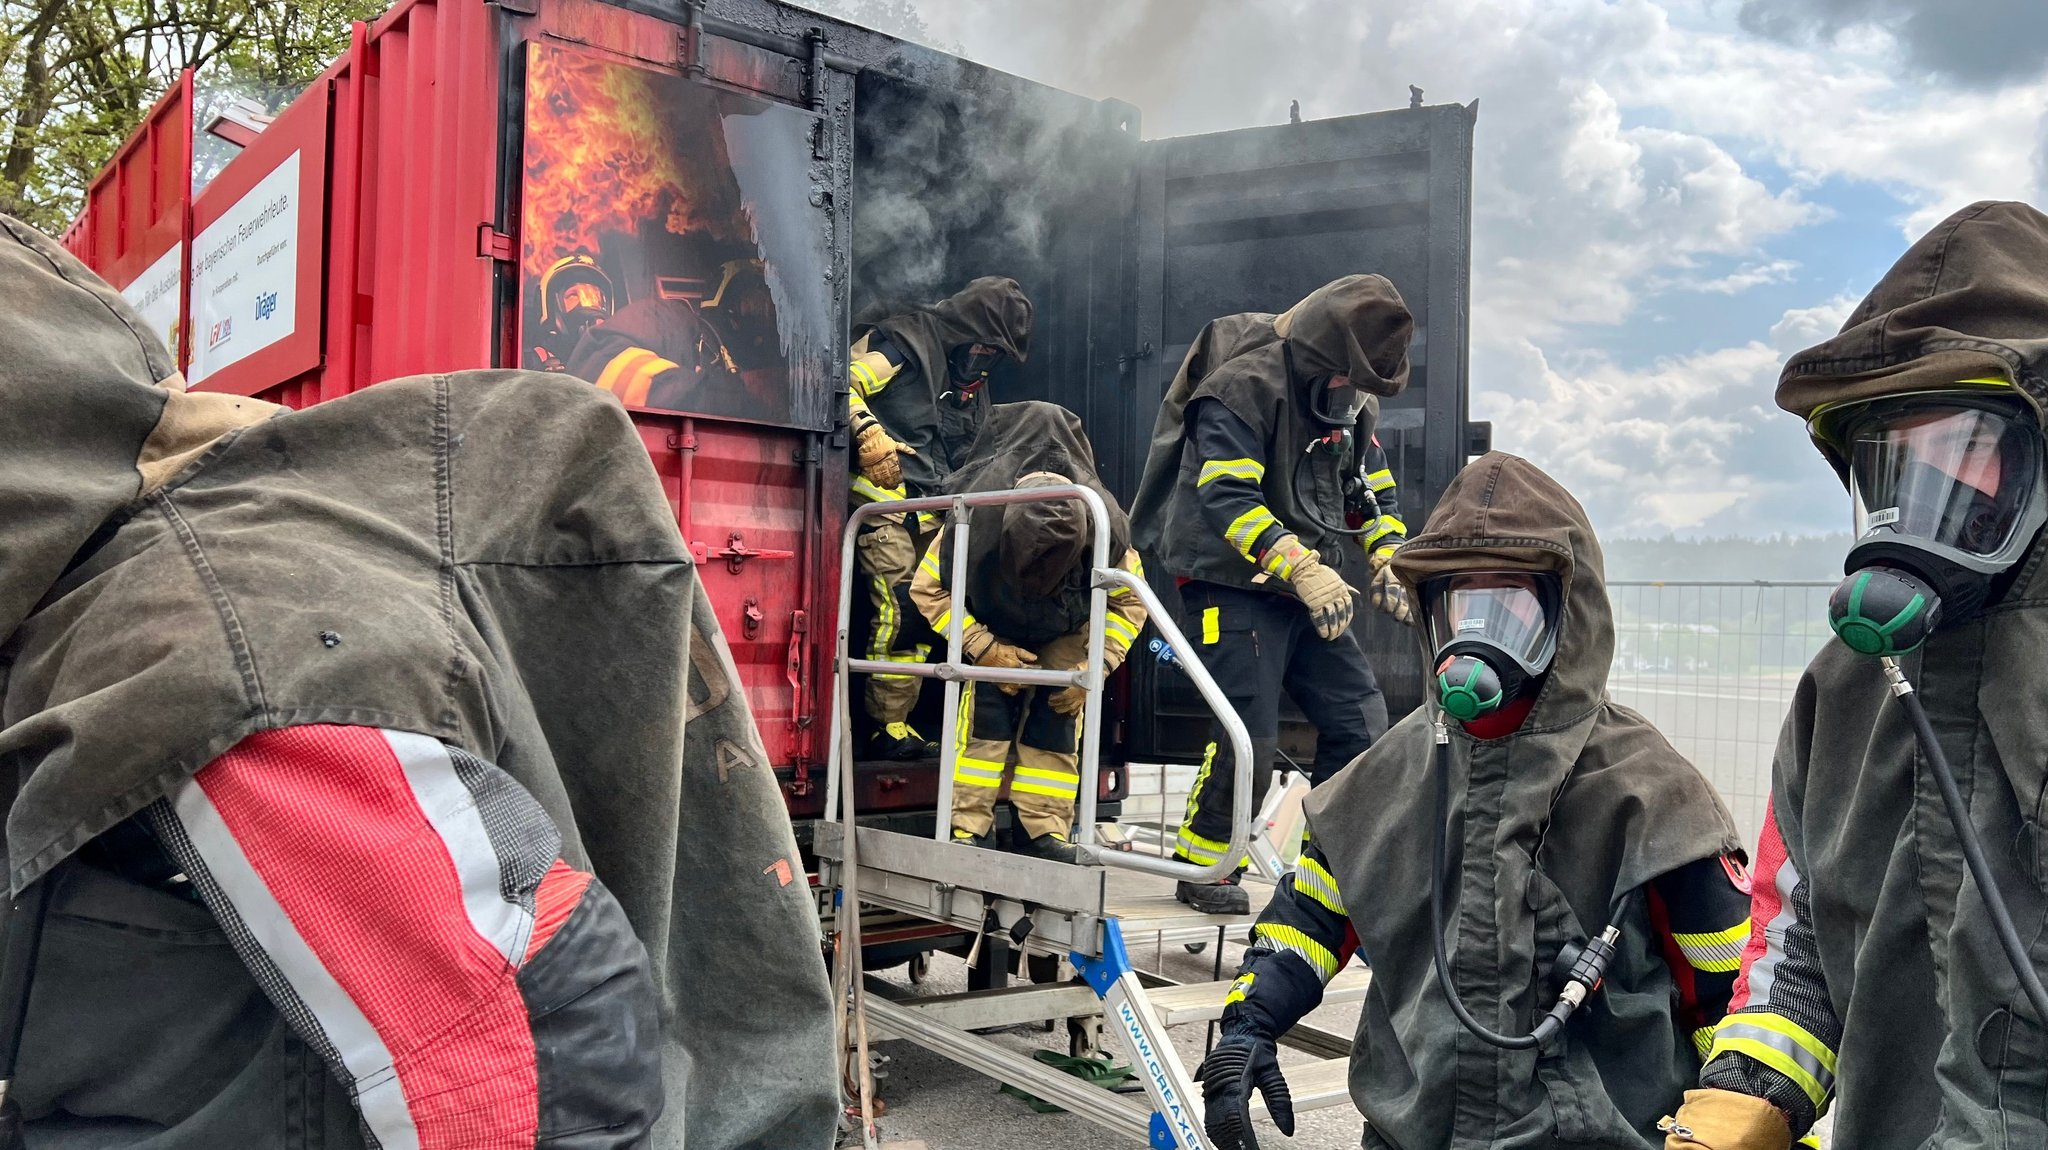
[{"left": 1129, "top": 101, "right": 1477, "bottom": 761}]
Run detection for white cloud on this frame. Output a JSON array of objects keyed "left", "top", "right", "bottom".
[{"left": 1682, "top": 259, "right": 1802, "bottom": 295}]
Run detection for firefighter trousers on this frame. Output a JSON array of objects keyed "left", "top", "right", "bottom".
[
  {"left": 856, "top": 516, "right": 932, "bottom": 727},
  {"left": 950, "top": 630, "right": 1088, "bottom": 840},
  {"left": 1172, "top": 581, "right": 1386, "bottom": 869}
]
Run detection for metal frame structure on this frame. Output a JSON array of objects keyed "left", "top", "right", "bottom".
[{"left": 821, "top": 484, "right": 1262, "bottom": 1149}]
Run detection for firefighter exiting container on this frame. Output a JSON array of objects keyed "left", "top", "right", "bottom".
[
  {"left": 909, "top": 402, "right": 1146, "bottom": 862},
  {"left": 1131, "top": 275, "right": 1415, "bottom": 915},
  {"left": 846, "top": 276, "right": 1035, "bottom": 761}
]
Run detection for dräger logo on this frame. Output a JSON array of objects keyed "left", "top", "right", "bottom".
[
  {"left": 255, "top": 291, "right": 278, "bottom": 321},
  {"left": 208, "top": 316, "right": 234, "bottom": 349}
]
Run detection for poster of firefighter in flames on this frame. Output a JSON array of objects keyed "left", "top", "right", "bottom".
[{"left": 520, "top": 43, "right": 834, "bottom": 429}]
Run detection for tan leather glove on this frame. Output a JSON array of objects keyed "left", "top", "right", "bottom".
[
  {"left": 852, "top": 410, "right": 914, "bottom": 488},
  {"left": 1049, "top": 666, "right": 1088, "bottom": 716},
  {"left": 963, "top": 623, "right": 1037, "bottom": 694},
  {"left": 1263, "top": 533, "right": 1355, "bottom": 641},
  {"left": 1658, "top": 1089, "right": 1793, "bottom": 1150},
  {"left": 1369, "top": 560, "right": 1412, "bottom": 624}
]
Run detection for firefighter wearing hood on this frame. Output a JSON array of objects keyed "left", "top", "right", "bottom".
[
  {"left": 1668, "top": 201, "right": 2048, "bottom": 1150},
  {"left": 906, "top": 402, "right": 1146, "bottom": 862},
  {"left": 0, "top": 217, "right": 836, "bottom": 1150},
  {"left": 1131, "top": 275, "right": 1414, "bottom": 915},
  {"left": 844, "top": 276, "right": 1035, "bottom": 760},
  {"left": 1198, "top": 452, "right": 1749, "bottom": 1150}
]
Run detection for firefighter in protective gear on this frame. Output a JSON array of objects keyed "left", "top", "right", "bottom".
[
  {"left": 1201, "top": 452, "right": 1749, "bottom": 1150},
  {"left": 909, "top": 403, "right": 1145, "bottom": 862},
  {"left": 533, "top": 252, "right": 613, "bottom": 371},
  {"left": 567, "top": 293, "right": 744, "bottom": 411},
  {"left": 1668, "top": 202, "right": 2048, "bottom": 1150},
  {"left": 847, "top": 277, "right": 1035, "bottom": 760},
  {"left": 1129, "top": 275, "right": 1410, "bottom": 916},
  {"left": 0, "top": 217, "right": 837, "bottom": 1150}
]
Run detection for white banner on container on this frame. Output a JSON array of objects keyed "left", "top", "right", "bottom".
[
  {"left": 189, "top": 150, "right": 299, "bottom": 384},
  {"left": 121, "top": 241, "right": 184, "bottom": 362}
]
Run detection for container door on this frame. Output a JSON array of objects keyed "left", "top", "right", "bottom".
[{"left": 1129, "top": 102, "right": 1477, "bottom": 759}]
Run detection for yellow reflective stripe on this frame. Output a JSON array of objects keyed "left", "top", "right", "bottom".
[
  {"left": 1365, "top": 468, "right": 1395, "bottom": 492},
  {"left": 1673, "top": 921, "right": 1751, "bottom": 973},
  {"left": 1012, "top": 778, "right": 1080, "bottom": 799},
  {"left": 1260, "top": 544, "right": 1299, "bottom": 580},
  {"left": 1128, "top": 553, "right": 1145, "bottom": 576},
  {"left": 852, "top": 476, "right": 907, "bottom": 503},
  {"left": 868, "top": 574, "right": 898, "bottom": 655},
  {"left": 918, "top": 548, "right": 942, "bottom": 580},
  {"left": 595, "top": 348, "right": 659, "bottom": 399},
  {"left": 928, "top": 610, "right": 951, "bottom": 634},
  {"left": 1293, "top": 855, "right": 1346, "bottom": 917},
  {"left": 1201, "top": 607, "right": 1220, "bottom": 645},
  {"left": 613, "top": 351, "right": 681, "bottom": 409},
  {"left": 1709, "top": 1014, "right": 1837, "bottom": 1107},
  {"left": 953, "top": 760, "right": 1006, "bottom": 786},
  {"left": 850, "top": 359, "right": 884, "bottom": 397},
  {"left": 1225, "top": 506, "right": 1279, "bottom": 559},
  {"left": 1108, "top": 585, "right": 1135, "bottom": 598},
  {"left": 1362, "top": 516, "right": 1403, "bottom": 550},
  {"left": 1014, "top": 764, "right": 1079, "bottom": 784},
  {"left": 1198, "top": 458, "right": 1265, "bottom": 487},
  {"left": 1692, "top": 1026, "right": 1715, "bottom": 1063},
  {"left": 1798, "top": 1137, "right": 1822, "bottom": 1150},
  {"left": 1174, "top": 831, "right": 1229, "bottom": 866},
  {"left": 1224, "top": 971, "right": 1254, "bottom": 1007},
  {"left": 1104, "top": 613, "right": 1140, "bottom": 649},
  {"left": 1253, "top": 923, "right": 1338, "bottom": 982}
]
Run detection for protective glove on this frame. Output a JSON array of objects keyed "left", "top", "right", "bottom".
[
  {"left": 1658, "top": 1089, "right": 1792, "bottom": 1150},
  {"left": 963, "top": 623, "right": 1037, "bottom": 695},
  {"left": 1263, "top": 533, "right": 1355, "bottom": 641},
  {"left": 1196, "top": 1030, "right": 1295, "bottom": 1150},
  {"left": 1049, "top": 666, "right": 1088, "bottom": 716},
  {"left": 851, "top": 410, "right": 914, "bottom": 489},
  {"left": 1368, "top": 561, "right": 1412, "bottom": 625}
]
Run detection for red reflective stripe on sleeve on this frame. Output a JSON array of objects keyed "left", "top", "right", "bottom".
[
  {"left": 1732, "top": 801, "right": 1790, "bottom": 1012},
  {"left": 195, "top": 726, "right": 538, "bottom": 1148},
  {"left": 524, "top": 861, "right": 594, "bottom": 965},
  {"left": 1648, "top": 882, "right": 1706, "bottom": 1032}
]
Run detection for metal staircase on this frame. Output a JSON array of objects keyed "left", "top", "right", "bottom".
[{"left": 818, "top": 485, "right": 1360, "bottom": 1149}]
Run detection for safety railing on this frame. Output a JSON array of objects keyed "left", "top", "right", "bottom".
[
  {"left": 825, "top": 484, "right": 1254, "bottom": 884},
  {"left": 1605, "top": 580, "right": 1835, "bottom": 847}
]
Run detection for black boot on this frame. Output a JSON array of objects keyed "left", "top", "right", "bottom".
[
  {"left": 1175, "top": 873, "right": 1250, "bottom": 915},
  {"left": 950, "top": 826, "right": 995, "bottom": 849},
  {"left": 870, "top": 722, "right": 935, "bottom": 761},
  {"left": 1016, "top": 831, "right": 1079, "bottom": 864}
]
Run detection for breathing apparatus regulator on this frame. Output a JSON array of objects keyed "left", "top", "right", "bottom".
[
  {"left": 1285, "top": 342, "right": 1388, "bottom": 541},
  {"left": 1414, "top": 570, "right": 1637, "bottom": 1049},
  {"left": 1812, "top": 381, "right": 2048, "bottom": 1025},
  {"left": 947, "top": 342, "right": 1004, "bottom": 393}
]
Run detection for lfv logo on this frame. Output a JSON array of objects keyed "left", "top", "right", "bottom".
[
  {"left": 255, "top": 291, "right": 279, "bottom": 321},
  {"left": 208, "top": 316, "right": 233, "bottom": 349}
]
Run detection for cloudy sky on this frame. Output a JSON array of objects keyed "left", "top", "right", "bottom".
[{"left": 812, "top": 0, "right": 2048, "bottom": 539}]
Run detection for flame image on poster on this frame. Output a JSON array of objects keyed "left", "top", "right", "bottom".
[{"left": 519, "top": 43, "right": 832, "bottom": 429}]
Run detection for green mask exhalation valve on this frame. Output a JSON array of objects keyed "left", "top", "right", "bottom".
[
  {"left": 1436, "top": 655, "right": 1504, "bottom": 721},
  {"left": 1829, "top": 566, "right": 1941, "bottom": 656}
]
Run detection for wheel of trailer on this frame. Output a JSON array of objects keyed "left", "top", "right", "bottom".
[
  {"left": 1185, "top": 941, "right": 1208, "bottom": 954},
  {"left": 908, "top": 952, "right": 931, "bottom": 984}
]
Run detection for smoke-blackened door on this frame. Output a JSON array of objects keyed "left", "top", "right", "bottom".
[{"left": 1130, "top": 103, "right": 1477, "bottom": 756}]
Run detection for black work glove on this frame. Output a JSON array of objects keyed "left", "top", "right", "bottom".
[{"left": 1196, "top": 1030, "right": 1295, "bottom": 1150}]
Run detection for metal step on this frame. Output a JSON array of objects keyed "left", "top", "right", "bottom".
[
  {"left": 1104, "top": 891, "right": 1261, "bottom": 935},
  {"left": 1250, "top": 1055, "right": 1353, "bottom": 1117},
  {"left": 1147, "top": 965, "right": 1372, "bottom": 1027}
]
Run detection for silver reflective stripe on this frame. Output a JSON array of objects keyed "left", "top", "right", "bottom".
[
  {"left": 1713, "top": 1020, "right": 1835, "bottom": 1089},
  {"left": 1746, "top": 851, "right": 1802, "bottom": 1004},
  {"left": 383, "top": 730, "right": 534, "bottom": 967},
  {"left": 170, "top": 780, "right": 422, "bottom": 1150}
]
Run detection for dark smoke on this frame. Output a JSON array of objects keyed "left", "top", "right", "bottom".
[{"left": 1738, "top": 0, "right": 2048, "bottom": 89}]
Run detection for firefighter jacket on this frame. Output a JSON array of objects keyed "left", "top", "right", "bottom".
[
  {"left": 909, "top": 401, "right": 1147, "bottom": 660},
  {"left": 0, "top": 218, "right": 836, "bottom": 1150},
  {"left": 566, "top": 296, "right": 745, "bottom": 412},
  {"left": 1295, "top": 452, "right": 1743, "bottom": 1149},
  {"left": 845, "top": 276, "right": 1033, "bottom": 506},
  {"left": 1131, "top": 275, "right": 1412, "bottom": 597},
  {"left": 1698, "top": 200, "right": 2048, "bottom": 1148}
]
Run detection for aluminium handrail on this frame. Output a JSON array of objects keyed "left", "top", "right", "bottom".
[{"left": 825, "top": 484, "right": 1253, "bottom": 886}]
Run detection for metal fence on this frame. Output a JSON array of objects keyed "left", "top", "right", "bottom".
[{"left": 1605, "top": 581, "right": 1836, "bottom": 848}]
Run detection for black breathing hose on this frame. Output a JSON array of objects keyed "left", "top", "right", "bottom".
[
  {"left": 1289, "top": 448, "right": 1378, "bottom": 539},
  {"left": 1882, "top": 657, "right": 2048, "bottom": 1025},
  {"left": 1429, "top": 724, "right": 1633, "bottom": 1050}
]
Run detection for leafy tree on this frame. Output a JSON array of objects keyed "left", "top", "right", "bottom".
[{"left": 0, "top": 0, "right": 384, "bottom": 232}]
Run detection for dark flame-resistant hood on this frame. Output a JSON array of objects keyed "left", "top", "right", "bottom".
[
  {"left": 1273, "top": 273, "right": 1413, "bottom": 395},
  {"left": 948, "top": 400, "right": 1131, "bottom": 594},
  {"left": 873, "top": 274, "right": 1034, "bottom": 383},
  {"left": 1392, "top": 451, "right": 1611, "bottom": 729},
  {"left": 1778, "top": 200, "right": 2048, "bottom": 464},
  {"left": 0, "top": 216, "right": 277, "bottom": 652},
  {"left": 1001, "top": 472, "right": 1090, "bottom": 600}
]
